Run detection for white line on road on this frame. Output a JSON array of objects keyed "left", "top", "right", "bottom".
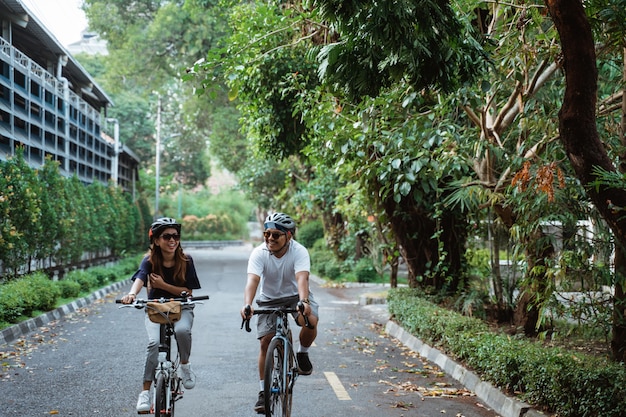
[{"left": 324, "top": 371, "right": 352, "bottom": 401}]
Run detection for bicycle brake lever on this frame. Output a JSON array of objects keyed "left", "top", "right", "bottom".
[
  {"left": 241, "top": 318, "right": 252, "bottom": 332},
  {"left": 241, "top": 305, "right": 252, "bottom": 332},
  {"left": 297, "top": 302, "right": 315, "bottom": 329}
]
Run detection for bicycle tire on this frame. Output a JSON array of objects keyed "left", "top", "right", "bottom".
[
  {"left": 154, "top": 373, "right": 169, "bottom": 417},
  {"left": 264, "top": 338, "right": 291, "bottom": 417},
  {"left": 170, "top": 375, "right": 179, "bottom": 417}
]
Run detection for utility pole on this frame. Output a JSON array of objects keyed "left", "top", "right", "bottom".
[{"left": 155, "top": 95, "right": 161, "bottom": 220}]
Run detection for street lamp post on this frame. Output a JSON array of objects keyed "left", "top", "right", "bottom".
[{"left": 155, "top": 99, "right": 162, "bottom": 219}]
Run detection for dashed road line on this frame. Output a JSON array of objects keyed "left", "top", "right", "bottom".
[{"left": 324, "top": 371, "right": 352, "bottom": 401}]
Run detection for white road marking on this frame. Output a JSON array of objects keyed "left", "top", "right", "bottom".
[{"left": 324, "top": 371, "right": 352, "bottom": 401}]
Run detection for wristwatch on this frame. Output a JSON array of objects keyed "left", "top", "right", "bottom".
[{"left": 300, "top": 298, "right": 310, "bottom": 304}]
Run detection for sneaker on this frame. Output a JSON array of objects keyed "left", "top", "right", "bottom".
[
  {"left": 297, "top": 352, "right": 313, "bottom": 375},
  {"left": 254, "top": 391, "right": 265, "bottom": 414},
  {"left": 136, "top": 390, "right": 151, "bottom": 413},
  {"left": 180, "top": 363, "right": 196, "bottom": 389}
]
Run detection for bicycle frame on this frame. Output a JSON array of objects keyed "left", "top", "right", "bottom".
[
  {"left": 266, "top": 310, "right": 296, "bottom": 417},
  {"left": 242, "top": 304, "right": 313, "bottom": 417},
  {"left": 153, "top": 320, "right": 180, "bottom": 417},
  {"left": 118, "top": 295, "right": 208, "bottom": 417}
]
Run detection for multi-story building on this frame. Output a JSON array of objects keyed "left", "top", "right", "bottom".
[{"left": 0, "top": 0, "right": 139, "bottom": 194}]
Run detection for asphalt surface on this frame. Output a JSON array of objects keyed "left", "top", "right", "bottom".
[{"left": 1, "top": 245, "right": 503, "bottom": 417}]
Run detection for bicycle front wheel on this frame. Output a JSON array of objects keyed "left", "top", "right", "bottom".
[
  {"left": 264, "top": 338, "right": 292, "bottom": 417},
  {"left": 154, "top": 373, "right": 169, "bottom": 417}
]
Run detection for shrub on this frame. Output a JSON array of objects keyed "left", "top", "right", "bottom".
[
  {"left": 354, "top": 257, "right": 378, "bottom": 283},
  {"left": 89, "top": 266, "right": 116, "bottom": 286},
  {"left": 298, "top": 220, "right": 324, "bottom": 249},
  {"left": 56, "top": 279, "right": 82, "bottom": 298},
  {"left": 0, "top": 272, "right": 61, "bottom": 323},
  {"left": 387, "top": 288, "right": 626, "bottom": 417},
  {"left": 64, "top": 269, "right": 97, "bottom": 293}
]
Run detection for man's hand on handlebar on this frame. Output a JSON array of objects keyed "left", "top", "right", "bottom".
[{"left": 241, "top": 304, "right": 253, "bottom": 320}]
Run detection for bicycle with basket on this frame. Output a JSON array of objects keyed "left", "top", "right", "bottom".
[
  {"left": 241, "top": 302, "right": 314, "bottom": 417},
  {"left": 117, "top": 293, "right": 209, "bottom": 417}
]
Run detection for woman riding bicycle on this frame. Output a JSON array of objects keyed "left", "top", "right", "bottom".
[
  {"left": 240, "top": 212, "right": 319, "bottom": 414},
  {"left": 120, "top": 217, "right": 202, "bottom": 413}
]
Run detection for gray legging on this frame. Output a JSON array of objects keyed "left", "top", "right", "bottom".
[{"left": 143, "top": 306, "right": 195, "bottom": 382}]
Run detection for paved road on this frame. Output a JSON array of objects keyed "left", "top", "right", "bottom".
[{"left": 1, "top": 245, "right": 501, "bottom": 417}]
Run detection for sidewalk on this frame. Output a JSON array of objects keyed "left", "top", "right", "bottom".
[{"left": 353, "top": 284, "right": 546, "bottom": 417}]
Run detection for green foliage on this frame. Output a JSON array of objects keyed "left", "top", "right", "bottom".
[
  {"left": 0, "top": 150, "right": 42, "bottom": 275},
  {"left": 0, "top": 155, "right": 144, "bottom": 277},
  {"left": 64, "top": 270, "right": 98, "bottom": 294},
  {"left": 388, "top": 289, "right": 626, "bottom": 417},
  {"left": 297, "top": 220, "right": 324, "bottom": 249},
  {"left": 309, "top": 240, "right": 341, "bottom": 279},
  {"left": 158, "top": 188, "right": 253, "bottom": 240},
  {"left": 0, "top": 255, "right": 143, "bottom": 326},
  {"left": 313, "top": 0, "right": 487, "bottom": 100},
  {"left": 57, "top": 280, "right": 82, "bottom": 299},
  {"left": 354, "top": 257, "right": 378, "bottom": 283},
  {"left": 0, "top": 273, "right": 61, "bottom": 323}
]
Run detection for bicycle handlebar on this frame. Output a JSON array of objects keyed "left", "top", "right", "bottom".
[
  {"left": 116, "top": 294, "right": 210, "bottom": 306},
  {"left": 241, "top": 303, "right": 314, "bottom": 332}
]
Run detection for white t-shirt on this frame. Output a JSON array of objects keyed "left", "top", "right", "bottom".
[{"left": 247, "top": 239, "right": 311, "bottom": 302}]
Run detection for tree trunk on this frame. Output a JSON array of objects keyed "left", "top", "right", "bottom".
[
  {"left": 380, "top": 190, "right": 466, "bottom": 292},
  {"left": 545, "top": 0, "right": 626, "bottom": 237},
  {"left": 513, "top": 228, "right": 555, "bottom": 335},
  {"left": 612, "top": 246, "right": 626, "bottom": 361},
  {"left": 322, "top": 211, "right": 346, "bottom": 260},
  {"left": 612, "top": 49, "right": 626, "bottom": 362},
  {"left": 545, "top": 0, "right": 626, "bottom": 361}
]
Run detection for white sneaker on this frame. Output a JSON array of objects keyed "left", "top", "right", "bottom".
[
  {"left": 180, "top": 363, "right": 196, "bottom": 389},
  {"left": 136, "top": 390, "right": 151, "bottom": 413}
]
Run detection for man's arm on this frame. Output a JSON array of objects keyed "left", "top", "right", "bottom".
[
  {"left": 241, "top": 273, "right": 261, "bottom": 319},
  {"left": 296, "top": 270, "right": 312, "bottom": 315}
]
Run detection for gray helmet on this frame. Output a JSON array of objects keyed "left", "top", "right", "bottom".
[
  {"left": 264, "top": 212, "right": 296, "bottom": 232},
  {"left": 150, "top": 217, "right": 181, "bottom": 239}
]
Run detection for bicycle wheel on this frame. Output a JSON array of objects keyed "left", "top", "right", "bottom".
[
  {"left": 154, "top": 373, "right": 169, "bottom": 417},
  {"left": 264, "top": 338, "right": 290, "bottom": 417},
  {"left": 169, "top": 375, "right": 179, "bottom": 417}
]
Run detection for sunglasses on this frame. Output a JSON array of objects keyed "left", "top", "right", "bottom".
[
  {"left": 263, "top": 231, "right": 286, "bottom": 239},
  {"left": 161, "top": 233, "right": 181, "bottom": 241}
]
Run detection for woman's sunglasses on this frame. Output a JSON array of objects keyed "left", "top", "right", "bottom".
[
  {"left": 263, "top": 231, "right": 285, "bottom": 239},
  {"left": 161, "top": 233, "right": 181, "bottom": 241}
]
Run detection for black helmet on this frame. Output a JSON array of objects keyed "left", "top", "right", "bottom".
[
  {"left": 264, "top": 212, "right": 296, "bottom": 232},
  {"left": 149, "top": 217, "right": 181, "bottom": 240}
]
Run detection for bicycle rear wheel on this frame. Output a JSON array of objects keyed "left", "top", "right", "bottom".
[
  {"left": 154, "top": 373, "right": 169, "bottom": 417},
  {"left": 264, "top": 338, "right": 292, "bottom": 417}
]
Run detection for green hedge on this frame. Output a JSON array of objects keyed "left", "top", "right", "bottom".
[
  {"left": 388, "top": 288, "right": 626, "bottom": 417},
  {"left": 0, "top": 152, "right": 147, "bottom": 279},
  {"left": 0, "top": 255, "right": 142, "bottom": 328}
]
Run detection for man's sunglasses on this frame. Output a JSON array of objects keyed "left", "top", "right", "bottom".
[
  {"left": 161, "top": 233, "right": 181, "bottom": 241},
  {"left": 263, "top": 231, "right": 285, "bottom": 239}
]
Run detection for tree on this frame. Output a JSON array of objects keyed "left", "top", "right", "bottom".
[{"left": 545, "top": 0, "right": 626, "bottom": 361}]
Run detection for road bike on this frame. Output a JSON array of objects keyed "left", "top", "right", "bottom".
[
  {"left": 242, "top": 303, "right": 314, "bottom": 417},
  {"left": 118, "top": 294, "right": 209, "bottom": 417}
]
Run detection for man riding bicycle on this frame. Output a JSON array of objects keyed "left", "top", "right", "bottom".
[{"left": 240, "top": 212, "right": 319, "bottom": 414}]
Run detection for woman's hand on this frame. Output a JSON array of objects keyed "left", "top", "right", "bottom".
[
  {"left": 149, "top": 273, "right": 165, "bottom": 289},
  {"left": 121, "top": 293, "right": 136, "bottom": 304}
]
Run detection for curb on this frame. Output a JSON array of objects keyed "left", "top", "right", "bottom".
[
  {"left": 384, "top": 320, "right": 546, "bottom": 417},
  {"left": 357, "top": 293, "right": 545, "bottom": 417},
  {"left": 0, "top": 279, "right": 131, "bottom": 346}
]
